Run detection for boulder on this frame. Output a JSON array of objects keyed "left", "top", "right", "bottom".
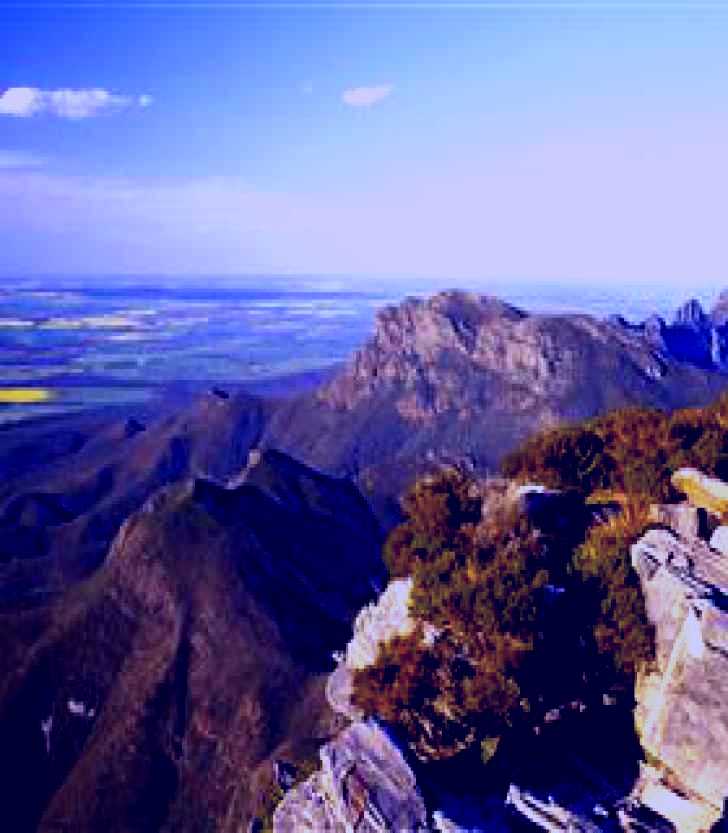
[
  {"left": 631, "top": 528, "right": 728, "bottom": 831},
  {"left": 710, "top": 525, "right": 728, "bottom": 556},
  {"left": 649, "top": 501, "right": 706, "bottom": 540},
  {"left": 272, "top": 720, "right": 430, "bottom": 833}
]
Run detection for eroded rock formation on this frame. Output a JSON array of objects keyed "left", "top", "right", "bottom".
[
  {"left": 632, "top": 521, "right": 728, "bottom": 832},
  {"left": 272, "top": 720, "right": 430, "bottom": 833}
]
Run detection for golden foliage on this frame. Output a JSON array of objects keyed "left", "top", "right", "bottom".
[
  {"left": 502, "top": 398, "right": 728, "bottom": 500},
  {"left": 354, "top": 393, "right": 728, "bottom": 760},
  {"left": 573, "top": 497, "right": 655, "bottom": 677}
]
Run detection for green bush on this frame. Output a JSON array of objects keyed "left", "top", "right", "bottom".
[{"left": 353, "top": 474, "right": 551, "bottom": 759}]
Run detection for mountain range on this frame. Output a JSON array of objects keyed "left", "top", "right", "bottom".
[{"left": 2, "top": 288, "right": 728, "bottom": 830}]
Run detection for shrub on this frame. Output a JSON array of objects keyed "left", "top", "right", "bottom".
[
  {"left": 502, "top": 403, "right": 728, "bottom": 502},
  {"left": 572, "top": 498, "right": 655, "bottom": 679},
  {"left": 353, "top": 476, "right": 552, "bottom": 759}
]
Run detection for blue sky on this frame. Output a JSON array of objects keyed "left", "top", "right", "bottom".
[{"left": 2, "top": 1, "right": 728, "bottom": 287}]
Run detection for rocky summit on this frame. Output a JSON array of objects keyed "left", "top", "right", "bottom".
[
  {"left": 632, "top": 492, "right": 728, "bottom": 832},
  {"left": 264, "top": 290, "right": 728, "bottom": 523}
]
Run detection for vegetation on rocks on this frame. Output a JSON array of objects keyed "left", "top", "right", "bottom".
[
  {"left": 502, "top": 394, "right": 728, "bottom": 501},
  {"left": 349, "top": 392, "right": 728, "bottom": 762},
  {"left": 573, "top": 497, "right": 655, "bottom": 679},
  {"left": 353, "top": 473, "right": 579, "bottom": 760}
]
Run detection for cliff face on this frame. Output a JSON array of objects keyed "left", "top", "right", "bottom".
[
  {"left": 272, "top": 720, "right": 430, "bottom": 833},
  {"left": 264, "top": 291, "right": 728, "bottom": 524},
  {"left": 632, "top": 524, "right": 728, "bottom": 832},
  {"left": 320, "top": 292, "right": 672, "bottom": 415}
]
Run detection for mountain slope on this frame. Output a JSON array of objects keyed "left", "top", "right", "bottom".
[
  {"left": 263, "top": 291, "right": 728, "bottom": 521},
  {"left": 0, "top": 451, "right": 384, "bottom": 833},
  {"left": 0, "top": 389, "right": 269, "bottom": 600}
]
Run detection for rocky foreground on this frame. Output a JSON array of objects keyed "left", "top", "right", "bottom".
[{"left": 271, "top": 471, "right": 728, "bottom": 833}]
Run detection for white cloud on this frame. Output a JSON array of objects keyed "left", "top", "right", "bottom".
[
  {"left": 301, "top": 81, "right": 313, "bottom": 95},
  {"left": 0, "top": 87, "right": 153, "bottom": 119},
  {"left": 342, "top": 84, "right": 393, "bottom": 108},
  {"left": 0, "top": 150, "right": 46, "bottom": 169}
]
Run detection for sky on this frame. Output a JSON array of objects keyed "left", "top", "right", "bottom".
[{"left": 1, "top": 0, "right": 728, "bottom": 288}]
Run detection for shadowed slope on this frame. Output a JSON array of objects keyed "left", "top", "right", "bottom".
[
  {"left": 0, "top": 451, "right": 384, "bottom": 833},
  {"left": 0, "top": 390, "right": 269, "bottom": 599}
]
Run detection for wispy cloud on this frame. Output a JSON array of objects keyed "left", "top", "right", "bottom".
[
  {"left": 0, "top": 87, "right": 153, "bottom": 119},
  {"left": 0, "top": 150, "right": 46, "bottom": 170},
  {"left": 1, "top": 126, "right": 725, "bottom": 283},
  {"left": 342, "top": 84, "right": 393, "bottom": 108}
]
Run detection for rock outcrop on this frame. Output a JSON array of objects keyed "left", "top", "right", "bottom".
[
  {"left": 272, "top": 720, "right": 430, "bottom": 833},
  {"left": 263, "top": 291, "right": 728, "bottom": 525},
  {"left": 326, "top": 577, "right": 417, "bottom": 720},
  {"left": 672, "top": 467, "right": 728, "bottom": 517},
  {"left": 632, "top": 524, "right": 728, "bottom": 832}
]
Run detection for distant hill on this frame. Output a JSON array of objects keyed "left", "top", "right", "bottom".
[{"left": 0, "top": 389, "right": 270, "bottom": 597}]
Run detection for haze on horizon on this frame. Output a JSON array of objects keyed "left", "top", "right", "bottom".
[{"left": 1, "top": 1, "right": 727, "bottom": 288}]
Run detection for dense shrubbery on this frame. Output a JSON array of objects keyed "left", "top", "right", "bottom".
[
  {"left": 502, "top": 394, "right": 728, "bottom": 500},
  {"left": 573, "top": 497, "right": 655, "bottom": 678},
  {"left": 352, "top": 394, "right": 728, "bottom": 762},
  {"left": 354, "top": 477, "right": 554, "bottom": 759}
]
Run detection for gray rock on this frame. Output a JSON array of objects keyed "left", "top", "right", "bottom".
[
  {"left": 649, "top": 502, "right": 705, "bottom": 540},
  {"left": 631, "top": 528, "right": 728, "bottom": 830},
  {"left": 273, "top": 720, "right": 430, "bottom": 833},
  {"left": 674, "top": 299, "right": 709, "bottom": 329},
  {"left": 710, "top": 525, "right": 728, "bottom": 556}
]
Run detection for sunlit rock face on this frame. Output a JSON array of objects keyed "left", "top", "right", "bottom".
[
  {"left": 632, "top": 526, "right": 728, "bottom": 832},
  {"left": 272, "top": 720, "right": 430, "bottom": 833},
  {"left": 326, "top": 577, "right": 420, "bottom": 721},
  {"left": 319, "top": 291, "right": 678, "bottom": 418},
  {"left": 671, "top": 467, "right": 728, "bottom": 517},
  {"left": 262, "top": 291, "right": 728, "bottom": 532}
]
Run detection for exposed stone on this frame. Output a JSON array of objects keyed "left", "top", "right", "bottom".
[
  {"left": 272, "top": 720, "right": 430, "bottom": 833},
  {"left": 672, "top": 468, "right": 728, "bottom": 517},
  {"left": 631, "top": 527, "right": 728, "bottom": 831},
  {"left": 344, "top": 578, "right": 416, "bottom": 671},
  {"left": 649, "top": 501, "right": 705, "bottom": 540},
  {"left": 318, "top": 291, "right": 679, "bottom": 418},
  {"left": 710, "top": 525, "right": 728, "bottom": 556},
  {"left": 327, "top": 577, "right": 421, "bottom": 720}
]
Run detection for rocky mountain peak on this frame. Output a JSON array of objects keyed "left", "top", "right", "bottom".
[
  {"left": 315, "top": 289, "right": 722, "bottom": 424},
  {"left": 369, "top": 289, "right": 525, "bottom": 358},
  {"left": 673, "top": 298, "right": 709, "bottom": 329},
  {"left": 711, "top": 288, "right": 728, "bottom": 327}
]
